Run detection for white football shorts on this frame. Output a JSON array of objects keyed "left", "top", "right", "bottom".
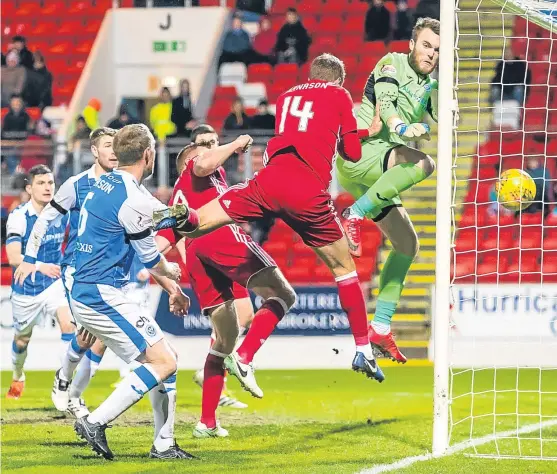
[
  {"left": 11, "top": 278, "right": 68, "bottom": 337},
  {"left": 70, "top": 282, "right": 163, "bottom": 363}
]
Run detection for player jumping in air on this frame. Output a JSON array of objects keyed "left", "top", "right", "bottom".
[
  {"left": 14, "top": 128, "right": 118, "bottom": 417},
  {"left": 6, "top": 165, "right": 71, "bottom": 399},
  {"left": 157, "top": 124, "right": 253, "bottom": 412},
  {"left": 155, "top": 54, "right": 386, "bottom": 383},
  {"left": 337, "top": 17, "right": 440, "bottom": 363},
  {"left": 69, "top": 124, "right": 192, "bottom": 460}
]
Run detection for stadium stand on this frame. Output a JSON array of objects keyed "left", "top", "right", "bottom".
[{"left": 453, "top": 16, "right": 557, "bottom": 284}]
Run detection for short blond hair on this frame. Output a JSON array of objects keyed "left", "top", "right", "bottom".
[
  {"left": 113, "top": 124, "right": 154, "bottom": 166},
  {"left": 309, "top": 53, "right": 346, "bottom": 84},
  {"left": 89, "top": 127, "right": 116, "bottom": 148},
  {"left": 412, "top": 17, "right": 440, "bottom": 42}
]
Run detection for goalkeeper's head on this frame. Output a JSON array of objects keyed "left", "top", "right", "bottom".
[
  {"left": 409, "top": 17, "right": 440, "bottom": 76},
  {"left": 309, "top": 53, "right": 346, "bottom": 86}
]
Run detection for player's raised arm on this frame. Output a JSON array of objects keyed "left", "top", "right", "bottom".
[
  {"left": 190, "top": 135, "right": 252, "bottom": 177},
  {"left": 13, "top": 179, "right": 75, "bottom": 285},
  {"left": 372, "top": 54, "right": 430, "bottom": 140}
]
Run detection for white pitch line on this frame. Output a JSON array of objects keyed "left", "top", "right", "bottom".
[{"left": 360, "top": 419, "right": 557, "bottom": 474}]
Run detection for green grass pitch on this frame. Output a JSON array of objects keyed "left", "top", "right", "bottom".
[{"left": 2, "top": 367, "right": 557, "bottom": 473}]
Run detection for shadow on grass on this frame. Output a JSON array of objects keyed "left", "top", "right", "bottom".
[{"left": 40, "top": 441, "right": 87, "bottom": 447}]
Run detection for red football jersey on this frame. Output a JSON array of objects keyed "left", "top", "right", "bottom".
[
  {"left": 156, "top": 159, "right": 227, "bottom": 245},
  {"left": 265, "top": 79, "right": 358, "bottom": 186},
  {"left": 171, "top": 159, "right": 228, "bottom": 209}
]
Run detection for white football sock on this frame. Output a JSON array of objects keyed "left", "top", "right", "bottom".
[
  {"left": 60, "top": 332, "right": 75, "bottom": 364},
  {"left": 356, "top": 343, "right": 375, "bottom": 359},
  {"left": 371, "top": 321, "right": 391, "bottom": 335},
  {"left": 11, "top": 341, "right": 28, "bottom": 381},
  {"left": 150, "top": 372, "right": 177, "bottom": 452},
  {"left": 60, "top": 336, "right": 87, "bottom": 382},
  {"left": 69, "top": 350, "right": 102, "bottom": 399},
  {"left": 88, "top": 363, "right": 161, "bottom": 426}
]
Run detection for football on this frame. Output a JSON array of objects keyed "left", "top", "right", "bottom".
[{"left": 495, "top": 168, "right": 537, "bottom": 211}]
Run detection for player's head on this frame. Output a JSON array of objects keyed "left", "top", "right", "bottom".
[
  {"left": 113, "top": 123, "right": 156, "bottom": 180},
  {"left": 25, "top": 164, "right": 54, "bottom": 206},
  {"left": 309, "top": 54, "right": 346, "bottom": 86},
  {"left": 90, "top": 127, "right": 118, "bottom": 172},
  {"left": 176, "top": 143, "right": 200, "bottom": 175},
  {"left": 191, "top": 124, "right": 219, "bottom": 150},
  {"left": 409, "top": 17, "right": 440, "bottom": 75}
]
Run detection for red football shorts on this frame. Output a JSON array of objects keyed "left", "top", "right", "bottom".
[
  {"left": 186, "top": 224, "right": 275, "bottom": 312},
  {"left": 219, "top": 153, "right": 344, "bottom": 247}
]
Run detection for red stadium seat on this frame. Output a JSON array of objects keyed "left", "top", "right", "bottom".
[
  {"left": 274, "top": 63, "right": 299, "bottom": 80},
  {"left": 389, "top": 40, "right": 408, "bottom": 53},
  {"left": 248, "top": 63, "right": 273, "bottom": 83},
  {"left": 47, "top": 41, "right": 73, "bottom": 55},
  {"left": 42, "top": 1, "right": 68, "bottom": 17},
  {"left": 30, "top": 21, "right": 59, "bottom": 38},
  {"left": 213, "top": 85, "right": 237, "bottom": 101},
  {"left": 319, "top": 16, "right": 343, "bottom": 33},
  {"left": 75, "top": 40, "right": 95, "bottom": 54},
  {"left": 58, "top": 21, "right": 85, "bottom": 36},
  {"left": 14, "top": 3, "right": 41, "bottom": 19},
  {"left": 529, "top": 62, "right": 550, "bottom": 84},
  {"left": 26, "top": 107, "right": 42, "bottom": 121}
]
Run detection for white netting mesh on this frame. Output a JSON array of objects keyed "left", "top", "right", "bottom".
[{"left": 448, "top": 0, "right": 557, "bottom": 459}]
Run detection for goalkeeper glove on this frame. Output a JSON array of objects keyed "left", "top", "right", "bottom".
[{"left": 391, "top": 121, "right": 431, "bottom": 140}]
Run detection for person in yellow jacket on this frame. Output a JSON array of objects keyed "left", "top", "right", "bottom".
[
  {"left": 82, "top": 98, "right": 102, "bottom": 130},
  {"left": 150, "top": 87, "right": 176, "bottom": 141}
]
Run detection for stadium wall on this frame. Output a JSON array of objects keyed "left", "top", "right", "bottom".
[
  {"left": 429, "top": 284, "right": 557, "bottom": 367},
  {"left": 60, "top": 7, "right": 228, "bottom": 139}
]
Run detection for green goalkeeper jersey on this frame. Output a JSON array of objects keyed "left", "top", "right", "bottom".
[{"left": 357, "top": 52, "right": 438, "bottom": 146}]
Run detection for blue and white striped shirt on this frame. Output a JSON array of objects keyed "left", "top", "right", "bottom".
[{"left": 7, "top": 201, "right": 68, "bottom": 296}]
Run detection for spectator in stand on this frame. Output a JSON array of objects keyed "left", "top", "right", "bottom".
[
  {"left": 1, "top": 95, "right": 30, "bottom": 174},
  {"left": 22, "top": 52, "right": 53, "bottom": 108},
  {"left": 250, "top": 99, "right": 275, "bottom": 130},
  {"left": 82, "top": 97, "right": 102, "bottom": 130},
  {"left": 1, "top": 51, "right": 26, "bottom": 107},
  {"left": 525, "top": 156, "right": 553, "bottom": 216},
  {"left": 364, "top": 0, "right": 391, "bottom": 42},
  {"left": 150, "top": 87, "right": 177, "bottom": 142},
  {"left": 107, "top": 104, "right": 136, "bottom": 129},
  {"left": 2, "top": 96, "right": 30, "bottom": 140},
  {"left": 394, "top": 1, "right": 413, "bottom": 40},
  {"left": 11, "top": 36, "right": 34, "bottom": 69},
  {"left": 275, "top": 8, "right": 311, "bottom": 65},
  {"left": 69, "top": 116, "right": 92, "bottom": 151},
  {"left": 490, "top": 47, "right": 531, "bottom": 105},
  {"left": 171, "top": 79, "right": 197, "bottom": 137},
  {"left": 252, "top": 16, "right": 276, "bottom": 65},
  {"left": 223, "top": 97, "right": 251, "bottom": 131},
  {"left": 219, "top": 14, "right": 252, "bottom": 67}
]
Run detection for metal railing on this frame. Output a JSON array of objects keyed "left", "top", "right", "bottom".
[{"left": 1, "top": 130, "right": 342, "bottom": 196}]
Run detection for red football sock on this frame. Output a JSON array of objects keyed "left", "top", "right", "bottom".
[
  {"left": 336, "top": 272, "right": 369, "bottom": 346},
  {"left": 236, "top": 299, "right": 285, "bottom": 364},
  {"left": 200, "top": 353, "right": 224, "bottom": 429}
]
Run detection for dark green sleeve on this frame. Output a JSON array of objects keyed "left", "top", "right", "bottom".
[{"left": 427, "top": 79, "right": 438, "bottom": 123}]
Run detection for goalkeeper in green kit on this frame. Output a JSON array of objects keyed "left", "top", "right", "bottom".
[{"left": 337, "top": 17, "right": 440, "bottom": 363}]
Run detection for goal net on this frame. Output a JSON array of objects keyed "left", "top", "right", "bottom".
[{"left": 434, "top": 0, "right": 557, "bottom": 459}]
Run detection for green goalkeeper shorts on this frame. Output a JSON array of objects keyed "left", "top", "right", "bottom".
[{"left": 336, "top": 139, "right": 402, "bottom": 221}]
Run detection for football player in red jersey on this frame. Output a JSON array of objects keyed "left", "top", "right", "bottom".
[
  {"left": 156, "top": 125, "right": 296, "bottom": 438},
  {"left": 155, "top": 54, "right": 385, "bottom": 383},
  {"left": 158, "top": 125, "right": 255, "bottom": 412}
]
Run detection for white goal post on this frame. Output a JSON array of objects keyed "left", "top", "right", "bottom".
[{"left": 433, "top": 0, "right": 557, "bottom": 459}]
